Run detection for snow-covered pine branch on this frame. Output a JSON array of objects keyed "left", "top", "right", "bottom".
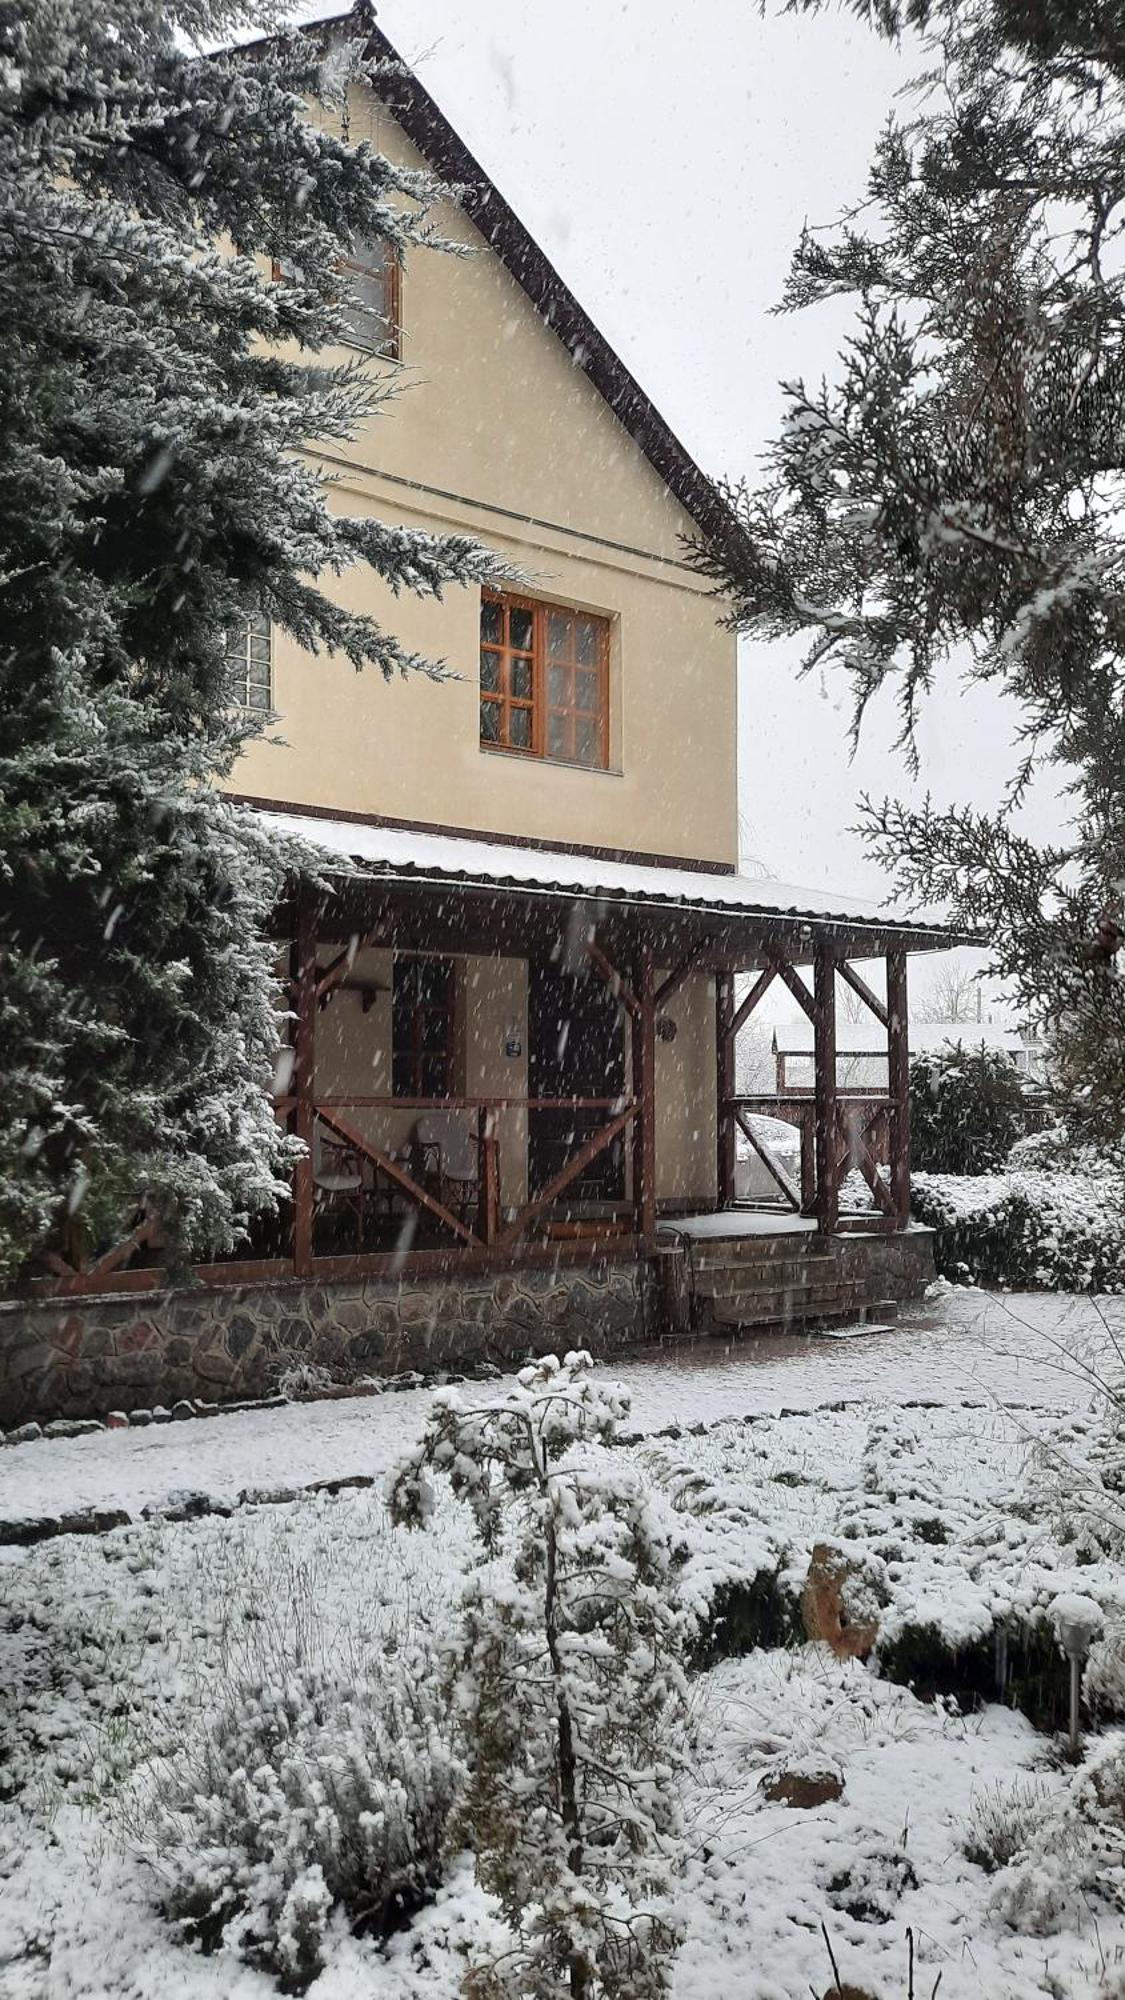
[{"left": 0, "top": 0, "right": 504, "bottom": 1277}]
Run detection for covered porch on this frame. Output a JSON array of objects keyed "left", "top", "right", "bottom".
[
  {"left": 241, "top": 816, "right": 956, "bottom": 1288},
  {"left": 33, "top": 814, "right": 963, "bottom": 1304}
]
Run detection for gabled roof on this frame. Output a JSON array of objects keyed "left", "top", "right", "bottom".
[{"left": 291, "top": 10, "right": 740, "bottom": 553}]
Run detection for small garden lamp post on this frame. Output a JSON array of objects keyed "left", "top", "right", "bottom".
[{"left": 1050, "top": 1593, "right": 1104, "bottom": 1761}]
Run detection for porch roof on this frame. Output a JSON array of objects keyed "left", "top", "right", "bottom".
[{"left": 251, "top": 807, "right": 972, "bottom": 955}]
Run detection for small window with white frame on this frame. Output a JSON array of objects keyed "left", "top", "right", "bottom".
[{"left": 226, "top": 613, "right": 273, "bottom": 713}]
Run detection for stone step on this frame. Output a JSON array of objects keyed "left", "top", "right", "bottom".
[
  {"left": 710, "top": 1296, "right": 899, "bottom": 1331},
  {"left": 690, "top": 1234, "right": 834, "bottom": 1269},
  {"left": 693, "top": 1259, "right": 853, "bottom": 1297},
  {"left": 704, "top": 1279, "right": 886, "bottom": 1316}
]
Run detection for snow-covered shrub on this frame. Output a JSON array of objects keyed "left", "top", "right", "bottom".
[
  {"left": 911, "top": 1169, "right": 1125, "bottom": 1291},
  {"left": 987, "top": 1733, "right": 1125, "bottom": 1936},
  {"left": 276, "top": 1357, "right": 338, "bottom": 1401},
  {"left": 1007, "top": 1126, "right": 1125, "bottom": 1176},
  {"left": 145, "top": 1640, "right": 458, "bottom": 1992},
  {"left": 389, "top": 1351, "right": 690, "bottom": 2000},
  {"left": 910, "top": 1044, "right": 1028, "bottom": 1174},
  {"left": 819, "top": 1842, "right": 917, "bottom": 1923},
  {"left": 1087, "top": 1626, "right": 1125, "bottom": 1718},
  {"left": 963, "top": 1777, "right": 1053, "bottom": 1872}
]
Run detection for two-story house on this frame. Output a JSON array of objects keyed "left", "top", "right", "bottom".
[{"left": 14, "top": 19, "right": 959, "bottom": 1417}]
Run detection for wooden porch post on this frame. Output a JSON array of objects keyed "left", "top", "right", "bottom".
[
  {"left": 477, "top": 1106, "right": 501, "bottom": 1245},
  {"left": 292, "top": 889, "right": 317, "bottom": 1278},
  {"left": 812, "top": 942, "right": 839, "bottom": 1234},
  {"left": 633, "top": 951, "right": 657, "bottom": 1248},
  {"left": 715, "top": 972, "right": 736, "bottom": 1209},
  {"left": 887, "top": 948, "right": 911, "bottom": 1229}
]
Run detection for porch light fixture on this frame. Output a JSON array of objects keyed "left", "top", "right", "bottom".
[{"left": 656, "top": 1015, "right": 677, "bottom": 1044}]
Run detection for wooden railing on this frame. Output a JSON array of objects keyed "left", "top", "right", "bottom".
[
  {"left": 274, "top": 1093, "right": 636, "bottom": 1254},
  {"left": 727, "top": 1093, "right": 896, "bottom": 1223}
]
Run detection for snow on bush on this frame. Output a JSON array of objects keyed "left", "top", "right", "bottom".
[
  {"left": 143, "top": 1642, "right": 458, "bottom": 1991},
  {"left": 911, "top": 1167, "right": 1125, "bottom": 1291},
  {"left": 5, "top": 1488, "right": 469, "bottom": 1991},
  {"left": 388, "top": 1351, "right": 690, "bottom": 2000},
  {"left": 963, "top": 1776, "right": 1054, "bottom": 1872},
  {"left": 1007, "top": 1126, "right": 1125, "bottom": 1176},
  {"left": 987, "top": 1733, "right": 1125, "bottom": 1937},
  {"left": 910, "top": 1043, "right": 1028, "bottom": 1174}
]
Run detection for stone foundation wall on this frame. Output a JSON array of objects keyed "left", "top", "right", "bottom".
[{"left": 0, "top": 1261, "right": 653, "bottom": 1427}]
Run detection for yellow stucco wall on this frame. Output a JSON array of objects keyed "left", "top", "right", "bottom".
[
  {"left": 313, "top": 947, "right": 531, "bottom": 1206},
  {"left": 656, "top": 970, "right": 717, "bottom": 1203},
  {"left": 312, "top": 944, "right": 716, "bottom": 1211},
  {"left": 231, "top": 86, "right": 737, "bottom": 868}
]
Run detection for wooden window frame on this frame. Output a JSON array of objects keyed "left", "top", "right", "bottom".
[
  {"left": 271, "top": 245, "right": 401, "bottom": 362},
  {"left": 479, "top": 587, "right": 610, "bottom": 770},
  {"left": 338, "top": 241, "right": 401, "bottom": 361},
  {"left": 226, "top": 612, "right": 273, "bottom": 714},
  {"left": 391, "top": 952, "right": 461, "bottom": 1100}
]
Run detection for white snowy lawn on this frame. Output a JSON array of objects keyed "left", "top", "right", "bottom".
[
  {"left": 3, "top": 1288, "right": 1125, "bottom": 2000},
  {"left": 1, "top": 1287, "right": 1117, "bottom": 1524}
]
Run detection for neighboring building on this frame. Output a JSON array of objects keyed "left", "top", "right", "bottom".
[
  {"left": 21, "top": 17, "right": 965, "bottom": 1396},
  {"left": 772, "top": 1017, "right": 1047, "bottom": 1094}
]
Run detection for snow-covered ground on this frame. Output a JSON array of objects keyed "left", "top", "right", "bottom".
[
  {"left": 4, "top": 1290, "right": 1125, "bottom": 1999},
  {"left": 1, "top": 1287, "right": 1117, "bottom": 1524}
]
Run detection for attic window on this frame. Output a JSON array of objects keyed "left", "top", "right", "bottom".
[
  {"left": 272, "top": 238, "right": 401, "bottom": 360},
  {"left": 480, "top": 589, "right": 609, "bottom": 769},
  {"left": 339, "top": 237, "right": 401, "bottom": 358}
]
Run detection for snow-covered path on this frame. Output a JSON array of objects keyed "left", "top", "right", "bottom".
[{"left": 1, "top": 1288, "right": 1117, "bottom": 1526}]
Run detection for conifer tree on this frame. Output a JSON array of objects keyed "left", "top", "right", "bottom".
[
  {"left": 388, "top": 1352, "right": 689, "bottom": 2000},
  {"left": 0, "top": 0, "right": 498, "bottom": 1278},
  {"left": 698, "top": 0, "right": 1125, "bottom": 1143}
]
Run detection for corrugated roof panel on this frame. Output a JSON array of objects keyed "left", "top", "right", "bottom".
[{"left": 249, "top": 807, "right": 963, "bottom": 942}]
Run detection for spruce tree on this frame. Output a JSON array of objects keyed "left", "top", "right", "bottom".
[
  {"left": 697, "top": 0, "right": 1125, "bottom": 1145},
  {"left": 0, "top": 0, "right": 498, "bottom": 1280}
]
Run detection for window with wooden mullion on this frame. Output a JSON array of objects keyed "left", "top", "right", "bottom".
[
  {"left": 391, "top": 954, "right": 455, "bottom": 1099},
  {"left": 479, "top": 591, "right": 539, "bottom": 753},
  {"left": 480, "top": 589, "right": 608, "bottom": 768}
]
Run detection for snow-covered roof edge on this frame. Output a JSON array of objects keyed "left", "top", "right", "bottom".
[{"left": 244, "top": 804, "right": 969, "bottom": 945}]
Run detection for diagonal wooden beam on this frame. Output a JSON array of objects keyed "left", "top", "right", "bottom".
[
  {"left": 496, "top": 1103, "right": 637, "bottom": 1251},
  {"left": 654, "top": 941, "right": 710, "bottom": 1011},
  {"left": 768, "top": 953, "right": 817, "bottom": 1023},
  {"left": 315, "top": 932, "right": 378, "bottom": 1006},
  {"left": 852, "top": 1142, "right": 895, "bottom": 1214},
  {"left": 316, "top": 1105, "right": 479, "bottom": 1248},
  {"left": 734, "top": 1108, "right": 801, "bottom": 1211},
  {"left": 88, "top": 1215, "right": 158, "bottom": 1281},
  {"left": 731, "top": 964, "right": 777, "bottom": 1038},
  {"left": 838, "top": 961, "right": 889, "bottom": 1029},
  {"left": 585, "top": 939, "right": 640, "bottom": 1018}
]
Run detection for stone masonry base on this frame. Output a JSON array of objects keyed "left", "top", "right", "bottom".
[{"left": 0, "top": 1261, "right": 654, "bottom": 1427}]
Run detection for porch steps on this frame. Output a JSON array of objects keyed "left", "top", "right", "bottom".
[
  {"left": 709, "top": 1294, "right": 899, "bottom": 1333},
  {"left": 693, "top": 1256, "right": 847, "bottom": 1297},
  {"left": 684, "top": 1231, "right": 899, "bottom": 1334},
  {"left": 695, "top": 1270, "right": 890, "bottom": 1310},
  {"left": 690, "top": 1233, "right": 833, "bottom": 1267}
]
